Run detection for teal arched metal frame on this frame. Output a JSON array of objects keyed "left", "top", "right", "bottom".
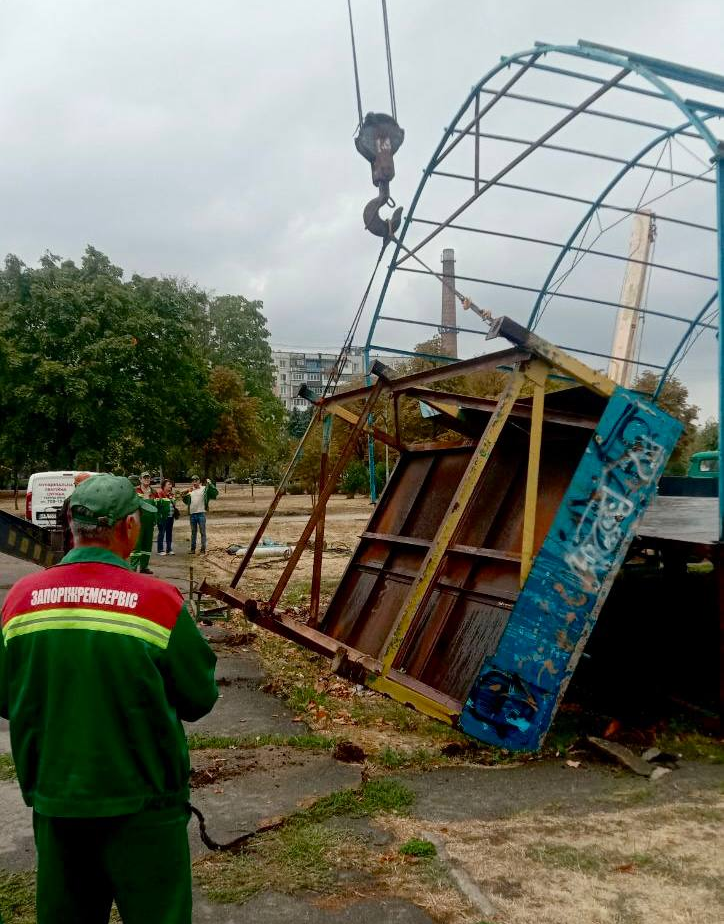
[{"left": 361, "top": 40, "right": 724, "bottom": 538}]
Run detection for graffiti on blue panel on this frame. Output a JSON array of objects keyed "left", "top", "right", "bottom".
[{"left": 459, "top": 389, "right": 682, "bottom": 751}]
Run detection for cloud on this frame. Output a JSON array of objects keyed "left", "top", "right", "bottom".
[{"left": 0, "top": 0, "right": 721, "bottom": 416}]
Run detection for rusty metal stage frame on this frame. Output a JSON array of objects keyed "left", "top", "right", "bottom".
[{"left": 203, "top": 318, "right": 681, "bottom": 750}]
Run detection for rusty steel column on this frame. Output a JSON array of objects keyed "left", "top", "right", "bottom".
[
  {"left": 309, "top": 413, "right": 333, "bottom": 627},
  {"left": 440, "top": 248, "right": 458, "bottom": 359},
  {"left": 230, "top": 407, "right": 321, "bottom": 588},
  {"left": 268, "top": 365, "right": 389, "bottom": 610}
]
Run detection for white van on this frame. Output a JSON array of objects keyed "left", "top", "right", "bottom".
[{"left": 25, "top": 471, "right": 84, "bottom": 526}]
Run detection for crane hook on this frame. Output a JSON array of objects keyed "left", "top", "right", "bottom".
[
  {"left": 363, "top": 180, "right": 402, "bottom": 242},
  {"left": 355, "top": 113, "right": 404, "bottom": 243}
]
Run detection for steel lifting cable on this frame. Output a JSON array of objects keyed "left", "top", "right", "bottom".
[
  {"left": 347, "top": 0, "right": 399, "bottom": 126},
  {"left": 346, "top": 0, "right": 364, "bottom": 130},
  {"left": 381, "top": 0, "right": 397, "bottom": 121},
  {"left": 322, "top": 240, "right": 388, "bottom": 399}
]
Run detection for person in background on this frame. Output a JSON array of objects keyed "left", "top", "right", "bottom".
[
  {"left": 155, "top": 479, "right": 177, "bottom": 556},
  {"left": 0, "top": 473, "right": 218, "bottom": 923},
  {"left": 129, "top": 472, "right": 157, "bottom": 574},
  {"left": 182, "top": 475, "right": 218, "bottom": 555},
  {"left": 59, "top": 472, "right": 92, "bottom": 553}
]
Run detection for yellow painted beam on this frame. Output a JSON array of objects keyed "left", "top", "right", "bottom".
[
  {"left": 520, "top": 366, "right": 547, "bottom": 586},
  {"left": 329, "top": 405, "right": 398, "bottom": 449},
  {"left": 378, "top": 369, "right": 526, "bottom": 675},
  {"left": 488, "top": 317, "right": 617, "bottom": 397},
  {"left": 370, "top": 676, "right": 456, "bottom": 724}
]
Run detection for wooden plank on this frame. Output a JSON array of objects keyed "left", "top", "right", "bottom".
[{"left": 637, "top": 496, "right": 717, "bottom": 547}]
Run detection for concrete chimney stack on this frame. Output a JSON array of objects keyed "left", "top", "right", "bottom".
[{"left": 440, "top": 248, "right": 457, "bottom": 358}]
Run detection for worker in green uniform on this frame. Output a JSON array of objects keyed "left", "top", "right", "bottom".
[
  {"left": 0, "top": 473, "right": 218, "bottom": 923},
  {"left": 129, "top": 471, "right": 157, "bottom": 573}
]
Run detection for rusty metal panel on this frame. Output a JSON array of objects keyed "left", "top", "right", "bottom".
[{"left": 321, "top": 394, "right": 598, "bottom": 698}]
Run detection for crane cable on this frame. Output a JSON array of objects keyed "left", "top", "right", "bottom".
[
  {"left": 381, "top": 0, "right": 398, "bottom": 121},
  {"left": 346, "top": 0, "right": 399, "bottom": 127},
  {"left": 346, "top": 0, "right": 364, "bottom": 129}
]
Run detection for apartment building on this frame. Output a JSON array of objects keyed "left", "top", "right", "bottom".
[{"left": 272, "top": 347, "right": 401, "bottom": 412}]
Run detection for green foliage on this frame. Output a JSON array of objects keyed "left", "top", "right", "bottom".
[
  {"left": 690, "top": 417, "right": 718, "bottom": 456},
  {"left": 633, "top": 371, "right": 699, "bottom": 474},
  {"left": 0, "top": 247, "right": 284, "bottom": 479},
  {"left": 339, "top": 459, "right": 369, "bottom": 497},
  {"left": 399, "top": 838, "right": 437, "bottom": 858},
  {"left": 287, "top": 406, "right": 314, "bottom": 439}
]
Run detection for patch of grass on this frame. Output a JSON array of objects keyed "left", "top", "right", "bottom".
[
  {"left": 525, "top": 843, "right": 607, "bottom": 875},
  {"left": 0, "top": 870, "right": 35, "bottom": 924},
  {"left": 281, "top": 581, "right": 312, "bottom": 607},
  {"left": 374, "top": 746, "right": 441, "bottom": 769},
  {"left": 655, "top": 726, "right": 724, "bottom": 764},
  {"left": 303, "top": 778, "right": 415, "bottom": 822},
  {"left": 0, "top": 753, "right": 17, "bottom": 780},
  {"left": 399, "top": 838, "right": 437, "bottom": 858},
  {"left": 196, "top": 778, "right": 416, "bottom": 905},
  {"left": 187, "top": 732, "right": 335, "bottom": 751}
]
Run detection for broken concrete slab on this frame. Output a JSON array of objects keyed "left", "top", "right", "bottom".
[
  {"left": 214, "top": 653, "right": 266, "bottom": 685},
  {"left": 0, "top": 780, "right": 34, "bottom": 871},
  {"left": 650, "top": 766, "right": 673, "bottom": 782},
  {"left": 586, "top": 736, "right": 652, "bottom": 776},
  {"left": 188, "top": 749, "right": 361, "bottom": 857},
  {"left": 186, "top": 654, "right": 302, "bottom": 739},
  {"left": 192, "top": 890, "right": 436, "bottom": 923}
]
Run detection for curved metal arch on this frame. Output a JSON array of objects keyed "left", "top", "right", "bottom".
[
  {"left": 364, "top": 41, "right": 720, "bottom": 358},
  {"left": 527, "top": 115, "right": 715, "bottom": 331},
  {"left": 364, "top": 45, "right": 547, "bottom": 357},
  {"left": 654, "top": 293, "right": 718, "bottom": 400}
]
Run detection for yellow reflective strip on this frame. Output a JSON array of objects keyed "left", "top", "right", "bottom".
[
  {"left": 4, "top": 617, "right": 169, "bottom": 649},
  {"left": 3, "top": 607, "right": 170, "bottom": 648}
]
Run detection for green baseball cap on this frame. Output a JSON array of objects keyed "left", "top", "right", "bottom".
[{"left": 70, "top": 473, "right": 156, "bottom": 527}]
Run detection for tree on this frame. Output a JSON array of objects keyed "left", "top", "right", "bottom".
[
  {"left": 690, "top": 418, "right": 718, "bottom": 455},
  {"left": 197, "top": 366, "right": 262, "bottom": 478},
  {"left": 633, "top": 371, "right": 699, "bottom": 474},
  {"left": 287, "top": 406, "right": 314, "bottom": 439},
  {"left": 207, "top": 295, "right": 275, "bottom": 397},
  {"left": 0, "top": 246, "right": 284, "bottom": 480}
]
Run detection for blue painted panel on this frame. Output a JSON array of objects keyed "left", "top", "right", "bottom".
[{"left": 459, "top": 387, "right": 682, "bottom": 751}]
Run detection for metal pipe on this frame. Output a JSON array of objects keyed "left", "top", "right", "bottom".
[
  {"left": 528, "top": 116, "right": 717, "bottom": 329},
  {"left": 376, "top": 314, "right": 666, "bottom": 369},
  {"left": 230, "top": 406, "right": 321, "bottom": 588},
  {"left": 268, "top": 368, "right": 388, "bottom": 610},
  {"left": 310, "top": 413, "right": 333, "bottom": 626},
  {"left": 434, "top": 55, "right": 540, "bottom": 167},
  {"left": 408, "top": 217, "right": 717, "bottom": 281},
  {"left": 398, "top": 69, "right": 629, "bottom": 267},
  {"left": 477, "top": 86, "right": 702, "bottom": 138},
  {"left": 653, "top": 293, "right": 718, "bottom": 400},
  {"left": 429, "top": 170, "right": 716, "bottom": 233},
  {"left": 447, "top": 128, "right": 715, "bottom": 185},
  {"left": 394, "top": 265, "right": 718, "bottom": 330},
  {"left": 716, "top": 152, "right": 724, "bottom": 542}
]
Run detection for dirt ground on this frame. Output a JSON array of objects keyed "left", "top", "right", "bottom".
[{"left": 1, "top": 485, "right": 723, "bottom": 923}]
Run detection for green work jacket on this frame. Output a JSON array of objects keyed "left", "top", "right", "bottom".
[{"left": 0, "top": 547, "right": 218, "bottom": 817}]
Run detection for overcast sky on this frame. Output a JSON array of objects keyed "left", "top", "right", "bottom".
[{"left": 1, "top": 0, "right": 722, "bottom": 417}]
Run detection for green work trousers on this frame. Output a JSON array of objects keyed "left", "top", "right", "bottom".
[
  {"left": 129, "top": 507, "right": 156, "bottom": 572},
  {"left": 33, "top": 804, "right": 192, "bottom": 924}
]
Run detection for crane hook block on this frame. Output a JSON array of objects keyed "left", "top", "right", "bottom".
[{"left": 355, "top": 112, "right": 405, "bottom": 187}]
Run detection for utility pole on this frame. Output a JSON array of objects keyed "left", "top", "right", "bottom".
[{"left": 608, "top": 212, "right": 655, "bottom": 387}]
